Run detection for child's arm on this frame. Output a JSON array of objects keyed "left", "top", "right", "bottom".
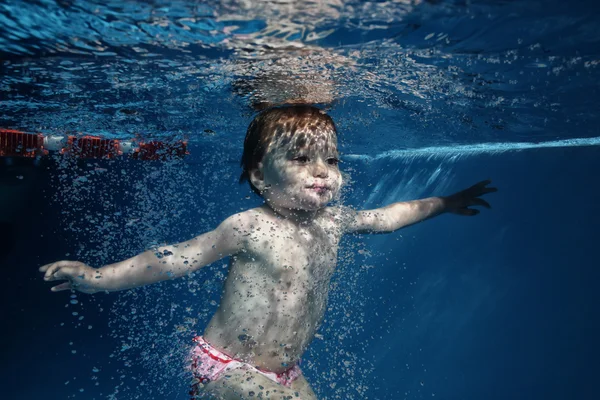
[
  {"left": 345, "top": 180, "right": 497, "bottom": 234},
  {"left": 39, "top": 213, "right": 248, "bottom": 293}
]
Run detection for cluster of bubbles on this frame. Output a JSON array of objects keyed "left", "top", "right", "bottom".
[
  {"left": 48, "top": 149, "right": 222, "bottom": 398},
  {"left": 50, "top": 155, "right": 206, "bottom": 263},
  {"left": 104, "top": 271, "right": 225, "bottom": 399}
]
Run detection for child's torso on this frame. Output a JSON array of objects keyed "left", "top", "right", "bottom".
[{"left": 204, "top": 205, "right": 343, "bottom": 373}]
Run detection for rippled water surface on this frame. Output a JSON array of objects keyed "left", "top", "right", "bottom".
[{"left": 2, "top": 0, "right": 599, "bottom": 155}]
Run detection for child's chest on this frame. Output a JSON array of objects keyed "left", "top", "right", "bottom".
[{"left": 248, "top": 218, "right": 340, "bottom": 280}]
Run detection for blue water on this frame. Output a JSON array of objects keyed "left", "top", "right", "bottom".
[{"left": 1, "top": 0, "right": 599, "bottom": 399}]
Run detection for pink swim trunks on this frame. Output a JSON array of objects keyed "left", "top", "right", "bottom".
[{"left": 189, "top": 336, "right": 302, "bottom": 397}]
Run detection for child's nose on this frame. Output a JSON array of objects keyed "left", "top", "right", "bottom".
[{"left": 312, "top": 160, "right": 328, "bottom": 178}]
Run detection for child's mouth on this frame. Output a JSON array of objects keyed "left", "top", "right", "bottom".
[{"left": 306, "top": 185, "right": 329, "bottom": 194}]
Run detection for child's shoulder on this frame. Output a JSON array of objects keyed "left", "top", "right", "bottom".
[{"left": 220, "top": 206, "right": 275, "bottom": 230}]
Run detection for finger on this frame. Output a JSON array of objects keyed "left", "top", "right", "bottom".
[
  {"left": 42, "top": 261, "right": 79, "bottom": 281},
  {"left": 466, "top": 180, "right": 491, "bottom": 192},
  {"left": 51, "top": 265, "right": 79, "bottom": 281},
  {"left": 469, "top": 179, "right": 498, "bottom": 193},
  {"left": 45, "top": 264, "right": 78, "bottom": 282},
  {"left": 457, "top": 208, "right": 480, "bottom": 216},
  {"left": 43, "top": 263, "right": 61, "bottom": 281},
  {"left": 51, "top": 282, "right": 73, "bottom": 292},
  {"left": 482, "top": 186, "right": 498, "bottom": 194},
  {"left": 471, "top": 198, "right": 491, "bottom": 208},
  {"left": 464, "top": 182, "right": 490, "bottom": 196}
]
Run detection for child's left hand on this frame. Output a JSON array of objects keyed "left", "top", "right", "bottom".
[{"left": 443, "top": 180, "right": 497, "bottom": 216}]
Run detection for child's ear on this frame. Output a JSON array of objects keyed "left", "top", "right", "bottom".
[{"left": 249, "top": 163, "right": 266, "bottom": 191}]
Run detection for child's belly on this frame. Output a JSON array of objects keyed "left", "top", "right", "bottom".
[{"left": 203, "top": 280, "right": 328, "bottom": 373}]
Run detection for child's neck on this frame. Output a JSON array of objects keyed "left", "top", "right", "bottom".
[{"left": 264, "top": 203, "right": 319, "bottom": 226}]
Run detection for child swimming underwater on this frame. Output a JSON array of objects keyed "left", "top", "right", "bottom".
[{"left": 40, "top": 105, "right": 496, "bottom": 399}]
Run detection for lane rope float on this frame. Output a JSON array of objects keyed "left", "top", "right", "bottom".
[{"left": 0, "top": 129, "right": 189, "bottom": 160}]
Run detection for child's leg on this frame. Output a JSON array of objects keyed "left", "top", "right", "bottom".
[{"left": 201, "top": 366, "right": 317, "bottom": 400}]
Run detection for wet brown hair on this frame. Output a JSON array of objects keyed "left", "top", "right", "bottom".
[{"left": 240, "top": 105, "right": 338, "bottom": 196}]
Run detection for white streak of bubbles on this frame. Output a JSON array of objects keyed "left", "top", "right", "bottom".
[{"left": 345, "top": 136, "right": 600, "bottom": 163}]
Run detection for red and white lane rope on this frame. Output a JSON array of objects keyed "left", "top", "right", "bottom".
[{"left": 0, "top": 129, "right": 189, "bottom": 161}]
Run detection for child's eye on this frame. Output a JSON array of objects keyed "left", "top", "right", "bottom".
[
  {"left": 293, "top": 156, "right": 309, "bottom": 163},
  {"left": 327, "top": 158, "right": 339, "bottom": 166}
]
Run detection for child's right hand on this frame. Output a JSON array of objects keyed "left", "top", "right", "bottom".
[{"left": 39, "top": 261, "right": 100, "bottom": 294}]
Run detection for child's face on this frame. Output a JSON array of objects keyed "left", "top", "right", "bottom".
[{"left": 257, "top": 129, "right": 342, "bottom": 212}]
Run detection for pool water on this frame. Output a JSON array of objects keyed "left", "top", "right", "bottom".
[{"left": 1, "top": 1, "right": 599, "bottom": 399}]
